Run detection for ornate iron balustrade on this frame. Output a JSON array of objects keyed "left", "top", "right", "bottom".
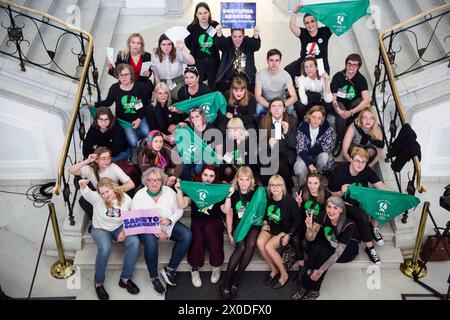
[{"left": 372, "top": 4, "right": 450, "bottom": 223}]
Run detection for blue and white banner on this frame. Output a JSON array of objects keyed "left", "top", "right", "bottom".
[{"left": 221, "top": 2, "right": 256, "bottom": 29}]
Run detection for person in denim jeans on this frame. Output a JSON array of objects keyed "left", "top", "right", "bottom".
[
  {"left": 79, "top": 177, "right": 140, "bottom": 300},
  {"left": 92, "top": 63, "right": 150, "bottom": 162},
  {"left": 131, "top": 167, "right": 192, "bottom": 295}
]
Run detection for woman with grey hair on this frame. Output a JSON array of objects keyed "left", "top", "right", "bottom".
[
  {"left": 291, "top": 196, "right": 359, "bottom": 300},
  {"left": 131, "top": 167, "right": 192, "bottom": 295}
]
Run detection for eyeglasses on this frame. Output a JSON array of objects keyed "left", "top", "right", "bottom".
[
  {"left": 97, "top": 117, "right": 110, "bottom": 122},
  {"left": 147, "top": 178, "right": 163, "bottom": 183},
  {"left": 346, "top": 62, "right": 359, "bottom": 68},
  {"left": 119, "top": 72, "right": 131, "bottom": 77},
  {"left": 352, "top": 158, "right": 367, "bottom": 164}
]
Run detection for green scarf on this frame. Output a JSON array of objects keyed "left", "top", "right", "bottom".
[
  {"left": 233, "top": 187, "right": 267, "bottom": 243},
  {"left": 180, "top": 181, "right": 230, "bottom": 212},
  {"left": 345, "top": 184, "right": 420, "bottom": 224},
  {"left": 174, "top": 125, "right": 220, "bottom": 165},
  {"left": 299, "top": 0, "right": 370, "bottom": 36}
]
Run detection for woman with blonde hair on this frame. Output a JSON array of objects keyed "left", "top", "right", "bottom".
[
  {"left": 256, "top": 175, "right": 300, "bottom": 289},
  {"left": 219, "top": 166, "right": 262, "bottom": 299},
  {"left": 78, "top": 177, "right": 140, "bottom": 300},
  {"left": 107, "top": 33, "right": 154, "bottom": 92},
  {"left": 221, "top": 117, "right": 254, "bottom": 182},
  {"left": 341, "top": 106, "right": 384, "bottom": 167}
]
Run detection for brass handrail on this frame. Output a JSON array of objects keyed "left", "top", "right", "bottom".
[
  {"left": 376, "top": 5, "right": 449, "bottom": 194},
  {"left": 0, "top": 0, "right": 94, "bottom": 196}
]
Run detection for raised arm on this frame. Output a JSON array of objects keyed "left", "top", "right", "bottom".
[{"left": 289, "top": 3, "right": 303, "bottom": 37}]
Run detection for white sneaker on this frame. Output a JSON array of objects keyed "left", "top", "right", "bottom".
[
  {"left": 211, "top": 266, "right": 221, "bottom": 284},
  {"left": 191, "top": 270, "right": 202, "bottom": 287}
]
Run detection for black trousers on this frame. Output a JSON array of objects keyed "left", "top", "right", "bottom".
[
  {"left": 259, "top": 153, "right": 294, "bottom": 193},
  {"left": 195, "top": 58, "right": 218, "bottom": 91},
  {"left": 346, "top": 204, "right": 373, "bottom": 243},
  {"left": 333, "top": 98, "right": 362, "bottom": 142},
  {"left": 295, "top": 91, "right": 333, "bottom": 121},
  {"left": 300, "top": 239, "right": 358, "bottom": 291}
]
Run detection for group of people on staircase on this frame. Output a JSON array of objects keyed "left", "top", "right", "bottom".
[{"left": 68, "top": 1, "right": 392, "bottom": 300}]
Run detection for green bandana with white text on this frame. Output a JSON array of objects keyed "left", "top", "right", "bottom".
[
  {"left": 299, "top": 0, "right": 370, "bottom": 36},
  {"left": 172, "top": 91, "right": 227, "bottom": 124},
  {"left": 179, "top": 181, "right": 230, "bottom": 211}
]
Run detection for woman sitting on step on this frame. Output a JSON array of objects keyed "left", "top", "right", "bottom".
[
  {"left": 256, "top": 175, "right": 300, "bottom": 289},
  {"left": 175, "top": 165, "right": 230, "bottom": 288},
  {"left": 131, "top": 167, "right": 192, "bottom": 295},
  {"left": 341, "top": 106, "right": 384, "bottom": 167},
  {"left": 291, "top": 196, "right": 359, "bottom": 300},
  {"left": 138, "top": 130, "right": 182, "bottom": 187},
  {"left": 78, "top": 177, "right": 140, "bottom": 300},
  {"left": 292, "top": 171, "right": 331, "bottom": 282},
  {"left": 69, "top": 147, "right": 135, "bottom": 221},
  {"left": 219, "top": 166, "right": 262, "bottom": 300}
]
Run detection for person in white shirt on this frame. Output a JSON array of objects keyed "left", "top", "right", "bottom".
[
  {"left": 295, "top": 56, "right": 332, "bottom": 121},
  {"left": 255, "top": 49, "right": 298, "bottom": 118},
  {"left": 131, "top": 167, "right": 192, "bottom": 295},
  {"left": 294, "top": 105, "right": 334, "bottom": 187},
  {"left": 79, "top": 177, "right": 140, "bottom": 300}
]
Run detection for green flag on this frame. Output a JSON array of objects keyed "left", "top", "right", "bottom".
[
  {"left": 180, "top": 181, "right": 230, "bottom": 212},
  {"left": 174, "top": 125, "right": 220, "bottom": 165},
  {"left": 299, "top": 0, "right": 370, "bottom": 36},
  {"left": 172, "top": 91, "right": 227, "bottom": 124},
  {"left": 346, "top": 184, "right": 420, "bottom": 224},
  {"left": 233, "top": 187, "right": 267, "bottom": 243}
]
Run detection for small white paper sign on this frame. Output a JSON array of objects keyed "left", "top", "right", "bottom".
[
  {"left": 107, "top": 47, "right": 114, "bottom": 64},
  {"left": 274, "top": 121, "right": 282, "bottom": 140},
  {"left": 317, "top": 58, "right": 325, "bottom": 76},
  {"left": 165, "top": 26, "right": 190, "bottom": 44},
  {"left": 206, "top": 26, "right": 217, "bottom": 37},
  {"left": 140, "top": 61, "right": 152, "bottom": 76}
]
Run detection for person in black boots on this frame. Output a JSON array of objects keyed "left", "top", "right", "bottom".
[
  {"left": 185, "top": 2, "right": 220, "bottom": 90},
  {"left": 327, "top": 147, "right": 391, "bottom": 266},
  {"left": 330, "top": 53, "right": 370, "bottom": 156},
  {"left": 292, "top": 196, "right": 359, "bottom": 300}
]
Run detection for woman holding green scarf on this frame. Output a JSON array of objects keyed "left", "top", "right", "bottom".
[
  {"left": 219, "top": 166, "right": 264, "bottom": 300},
  {"left": 131, "top": 167, "right": 192, "bottom": 295}
]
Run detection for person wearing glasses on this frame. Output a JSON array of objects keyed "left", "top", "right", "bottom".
[
  {"left": 330, "top": 53, "right": 370, "bottom": 156},
  {"left": 215, "top": 25, "right": 261, "bottom": 93},
  {"left": 291, "top": 196, "right": 359, "bottom": 300},
  {"left": 151, "top": 34, "right": 195, "bottom": 101},
  {"left": 185, "top": 2, "right": 220, "bottom": 90},
  {"left": 327, "top": 147, "right": 391, "bottom": 266},
  {"left": 83, "top": 107, "right": 130, "bottom": 162},
  {"left": 285, "top": 2, "right": 333, "bottom": 83},
  {"left": 175, "top": 165, "right": 229, "bottom": 288},
  {"left": 131, "top": 167, "right": 192, "bottom": 295},
  {"left": 256, "top": 175, "right": 300, "bottom": 289},
  {"left": 93, "top": 64, "right": 150, "bottom": 162},
  {"left": 177, "top": 66, "right": 212, "bottom": 101},
  {"left": 341, "top": 106, "right": 384, "bottom": 167},
  {"left": 258, "top": 98, "right": 298, "bottom": 194},
  {"left": 107, "top": 33, "right": 154, "bottom": 93},
  {"left": 78, "top": 177, "right": 140, "bottom": 300},
  {"left": 294, "top": 105, "right": 334, "bottom": 188}
]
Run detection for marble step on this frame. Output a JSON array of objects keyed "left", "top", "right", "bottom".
[{"left": 75, "top": 237, "right": 403, "bottom": 273}]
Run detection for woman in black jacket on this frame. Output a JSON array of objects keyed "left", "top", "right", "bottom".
[
  {"left": 107, "top": 33, "right": 154, "bottom": 93},
  {"left": 83, "top": 107, "right": 129, "bottom": 161},
  {"left": 256, "top": 175, "right": 300, "bottom": 289}
]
